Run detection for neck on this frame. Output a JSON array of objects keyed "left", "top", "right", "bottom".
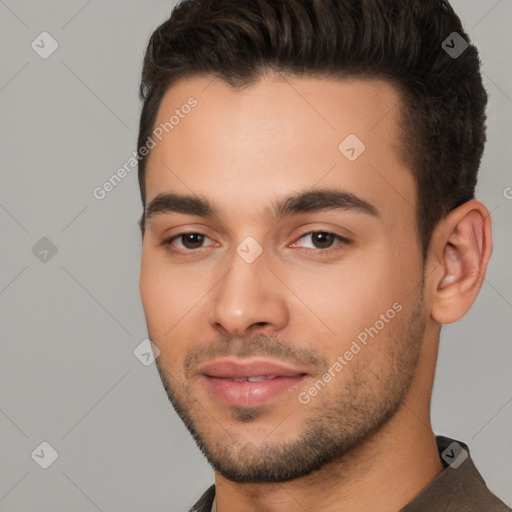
[{"left": 213, "top": 403, "right": 443, "bottom": 512}]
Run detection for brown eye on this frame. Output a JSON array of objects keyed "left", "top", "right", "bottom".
[
  {"left": 310, "top": 232, "right": 336, "bottom": 249},
  {"left": 180, "top": 233, "right": 205, "bottom": 249},
  {"left": 161, "top": 232, "right": 212, "bottom": 254},
  {"left": 291, "top": 230, "right": 351, "bottom": 255}
]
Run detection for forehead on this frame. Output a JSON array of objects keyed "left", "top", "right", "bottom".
[{"left": 144, "top": 74, "right": 416, "bottom": 227}]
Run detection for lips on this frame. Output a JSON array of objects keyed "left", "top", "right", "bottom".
[
  {"left": 200, "top": 358, "right": 306, "bottom": 379},
  {"left": 199, "top": 358, "right": 308, "bottom": 408}
]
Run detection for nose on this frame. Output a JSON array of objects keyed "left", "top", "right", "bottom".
[{"left": 210, "top": 248, "right": 289, "bottom": 337}]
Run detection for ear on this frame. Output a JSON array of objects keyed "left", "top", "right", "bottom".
[{"left": 426, "top": 199, "right": 493, "bottom": 324}]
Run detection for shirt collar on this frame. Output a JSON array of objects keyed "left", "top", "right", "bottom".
[{"left": 189, "top": 436, "right": 509, "bottom": 512}]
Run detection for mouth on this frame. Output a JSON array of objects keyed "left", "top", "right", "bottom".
[
  {"left": 223, "top": 375, "right": 280, "bottom": 382},
  {"left": 199, "top": 358, "right": 309, "bottom": 408}
]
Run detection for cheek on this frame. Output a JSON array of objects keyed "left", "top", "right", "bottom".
[
  {"left": 283, "top": 245, "right": 417, "bottom": 352},
  {"left": 139, "top": 250, "right": 203, "bottom": 338},
  {"left": 140, "top": 255, "right": 205, "bottom": 379}
]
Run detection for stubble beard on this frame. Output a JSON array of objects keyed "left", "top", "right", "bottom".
[{"left": 154, "top": 289, "right": 426, "bottom": 483}]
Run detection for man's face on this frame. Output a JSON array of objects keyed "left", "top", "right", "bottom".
[{"left": 139, "top": 74, "right": 427, "bottom": 482}]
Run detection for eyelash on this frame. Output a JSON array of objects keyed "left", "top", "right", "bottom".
[{"left": 161, "top": 230, "right": 351, "bottom": 256}]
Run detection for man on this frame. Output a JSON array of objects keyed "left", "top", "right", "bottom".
[{"left": 136, "top": 0, "right": 511, "bottom": 510}]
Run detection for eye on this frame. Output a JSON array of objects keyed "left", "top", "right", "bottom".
[
  {"left": 291, "top": 231, "right": 350, "bottom": 254},
  {"left": 162, "top": 232, "right": 214, "bottom": 253},
  {"left": 161, "top": 230, "right": 350, "bottom": 256}
]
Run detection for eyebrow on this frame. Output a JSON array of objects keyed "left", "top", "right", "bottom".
[{"left": 145, "top": 188, "right": 380, "bottom": 223}]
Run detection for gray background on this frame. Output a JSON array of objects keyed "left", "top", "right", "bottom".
[{"left": 1, "top": 1, "right": 511, "bottom": 510}]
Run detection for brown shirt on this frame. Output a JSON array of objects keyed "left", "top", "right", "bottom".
[{"left": 188, "top": 436, "right": 511, "bottom": 511}]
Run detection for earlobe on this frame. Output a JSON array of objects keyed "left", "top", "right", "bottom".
[{"left": 429, "top": 200, "right": 493, "bottom": 325}]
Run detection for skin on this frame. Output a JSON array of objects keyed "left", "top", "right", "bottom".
[{"left": 139, "top": 73, "right": 493, "bottom": 512}]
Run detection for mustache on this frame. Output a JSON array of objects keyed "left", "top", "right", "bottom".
[{"left": 183, "top": 333, "right": 328, "bottom": 377}]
